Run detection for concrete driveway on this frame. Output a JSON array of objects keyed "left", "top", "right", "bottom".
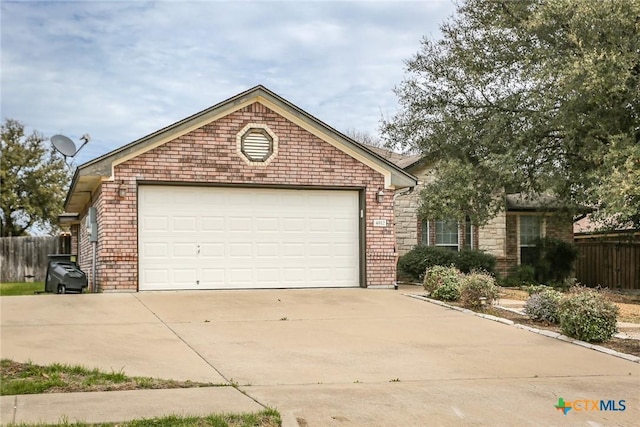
[{"left": 1, "top": 288, "right": 638, "bottom": 426}]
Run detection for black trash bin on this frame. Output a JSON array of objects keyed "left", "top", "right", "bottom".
[{"left": 45, "top": 254, "right": 88, "bottom": 294}]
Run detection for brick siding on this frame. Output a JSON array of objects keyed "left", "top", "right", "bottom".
[{"left": 75, "top": 102, "right": 396, "bottom": 291}]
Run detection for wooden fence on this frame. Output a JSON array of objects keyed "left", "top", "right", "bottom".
[
  {"left": 574, "top": 240, "right": 640, "bottom": 290},
  {"left": 0, "top": 236, "right": 69, "bottom": 283}
]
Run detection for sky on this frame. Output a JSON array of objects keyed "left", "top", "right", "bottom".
[{"left": 1, "top": 0, "right": 456, "bottom": 165}]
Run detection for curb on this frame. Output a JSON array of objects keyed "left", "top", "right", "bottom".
[{"left": 404, "top": 293, "right": 640, "bottom": 364}]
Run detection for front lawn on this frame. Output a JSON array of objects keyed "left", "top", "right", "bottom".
[
  {"left": 0, "top": 282, "right": 43, "bottom": 296},
  {"left": 7, "top": 410, "right": 281, "bottom": 427},
  {"left": 0, "top": 360, "right": 223, "bottom": 395},
  {"left": 1, "top": 359, "right": 282, "bottom": 426}
]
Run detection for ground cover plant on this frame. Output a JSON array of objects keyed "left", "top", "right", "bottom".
[
  {"left": 0, "top": 282, "right": 43, "bottom": 296},
  {"left": 0, "top": 360, "right": 223, "bottom": 395}
]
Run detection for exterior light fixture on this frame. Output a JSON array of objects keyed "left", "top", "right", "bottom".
[
  {"left": 376, "top": 189, "right": 385, "bottom": 203},
  {"left": 118, "top": 183, "right": 127, "bottom": 198}
]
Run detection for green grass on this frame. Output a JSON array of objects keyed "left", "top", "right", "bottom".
[
  {"left": 0, "top": 282, "right": 44, "bottom": 296},
  {"left": 7, "top": 409, "right": 282, "bottom": 426},
  {"left": 0, "top": 360, "right": 224, "bottom": 395}
]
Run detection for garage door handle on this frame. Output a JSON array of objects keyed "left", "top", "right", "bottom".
[{"left": 197, "top": 245, "right": 200, "bottom": 255}]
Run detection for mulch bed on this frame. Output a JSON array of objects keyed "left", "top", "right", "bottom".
[{"left": 488, "top": 306, "right": 640, "bottom": 358}]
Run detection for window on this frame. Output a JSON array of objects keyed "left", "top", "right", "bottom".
[
  {"left": 464, "top": 215, "right": 473, "bottom": 249},
  {"left": 435, "top": 219, "right": 459, "bottom": 251},
  {"left": 519, "top": 215, "right": 541, "bottom": 265},
  {"left": 421, "top": 221, "right": 430, "bottom": 246}
]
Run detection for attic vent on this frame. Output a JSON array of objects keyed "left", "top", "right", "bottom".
[
  {"left": 242, "top": 130, "right": 272, "bottom": 161},
  {"left": 237, "top": 124, "right": 278, "bottom": 165}
]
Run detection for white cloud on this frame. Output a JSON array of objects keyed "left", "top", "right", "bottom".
[{"left": 1, "top": 0, "right": 456, "bottom": 164}]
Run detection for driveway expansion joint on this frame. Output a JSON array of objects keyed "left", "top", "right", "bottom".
[
  {"left": 404, "top": 293, "right": 640, "bottom": 364},
  {"left": 130, "top": 295, "right": 233, "bottom": 384}
]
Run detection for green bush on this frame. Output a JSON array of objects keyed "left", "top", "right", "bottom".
[
  {"left": 459, "top": 272, "right": 499, "bottom": 309},
  {"left": 423, "top": 265, "right": 462, "bottom": 301},
  {"left": 398, "top": 246, "right": 497, "bottom": 281},
  {"left": 530, "top": 237, "right": 579, "bottom": 284},
  {"left": 455, "top": 249, "right": 497, "bottom": 275},
  {"left": 398, "top": 246, "right": 457, "bottom": 281},
  {"left": 558, "top": 287, "right": 619, "bottom": 342},
  {"left": 502, "top": 265, "right": 537, "bottom": 287},
  {"left": 524, "top": 288, "right": 563, "bottom": 323}
]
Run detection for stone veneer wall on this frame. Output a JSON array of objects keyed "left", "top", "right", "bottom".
[{"left": 394, "top": 190, "right": 419, "bottom": 255}]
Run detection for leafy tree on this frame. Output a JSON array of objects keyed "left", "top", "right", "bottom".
[
  {"left": 382, "top": 0, "right": 640, "bottom": 228},
  {"left": 1, "top": 119, "right": 70, "bottom": 236}
]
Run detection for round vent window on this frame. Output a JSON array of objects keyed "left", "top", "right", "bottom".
[{"left": 237, "top": 124, "right": 278, "bottom": 165}]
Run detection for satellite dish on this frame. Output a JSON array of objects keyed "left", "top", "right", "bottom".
[
  {"left": 50, "top": 134, "right": 90, "bottom": 161},
  {"left": 51, "top": 135, "right": 77, "bottom": 157}
]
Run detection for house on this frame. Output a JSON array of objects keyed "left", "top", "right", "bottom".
[
  {"left": 61, "top": 86, "right": 416, "bottom": 292},
  {"left": 369, "top": 148, "right": 575, "bottom": 277}
]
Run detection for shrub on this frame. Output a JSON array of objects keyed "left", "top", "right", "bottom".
[
  {"left": 455, "top": 249, "right": 497, "bottom": 275},
  {"left": 558, "top": 287, "right": 619, "bottom": 342},
  {"left": 459, "top": 272, "right": 499, "bottom": 309},
  {"left": 524, "top": 288, "right": 563, "bottom": 323},
  {"left": 503, "top": 265, "right": 537, "bottom": 287},
  {"left": 423, "top": 265, "right": 462, "bottom": 301},
  {"left": 523, "top": 284, "right": 552, "bottom": 295},
  {"left": 531, "top": 237, "right": 579, "bottom": 284},
  {"left": 398, "top": 246, "right": 457, "bottom": 281},
  {"left": 398, "top": 246, "right": 497, "bottom": 282}
]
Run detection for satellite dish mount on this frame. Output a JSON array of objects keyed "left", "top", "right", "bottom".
[{"left": 51, "top": 134, "right": 90, "bottom": 164}]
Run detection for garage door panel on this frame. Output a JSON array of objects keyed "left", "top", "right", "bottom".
[
  {"left": 173, "top": 216, "right": 197, "bottom": 231},
  {"left": 172, "top": 269, "right": 198, "bottom": 285},
  {"left": 139, "top": 186, "right": 359, "bottom": 290},
  {"left": 257, "top": 243, "right": 278, "bottom": 257},
  {"left": 201, "top": 216, "right": 225, "bottom": 231},
  {"left": 201, "top": 268, "right": 225, "bottom": 283},
  {"left": 142, "top": 216, "right": 169, "bottom": 232},
  {"left": 200, "top": 243, "right": 225, "bottom": 258},
  {"left": 173, "top": 243, "right": 197, "bottom": 258}
]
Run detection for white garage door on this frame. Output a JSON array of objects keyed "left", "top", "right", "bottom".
[{"left": 138, "top": 186, "right": 360, "bottom": 290}]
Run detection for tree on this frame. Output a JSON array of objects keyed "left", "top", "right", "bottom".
[
  {"left": 382, "top": 0, "right": 640, "bottom": 228},
  {"left": 344, "top": 128, "right": 384, "bottom": 147},
  {"left": 1, "top": 119, "right": 70, "bottom": 236}
]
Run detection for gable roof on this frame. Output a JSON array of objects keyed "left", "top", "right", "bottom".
[
  {"left": 365, "top": 146, "right": 423, "bottom": 170},
  {"left": 64, "top": 85, "right": 417, "bottom": 214}
]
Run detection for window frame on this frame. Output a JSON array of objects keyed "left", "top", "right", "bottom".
[
  {"left": 435, "top": 219, "right": 459, "bottom": 251},
  {"left": 518, "top": 215, "right": 545, "bottom": 265}
]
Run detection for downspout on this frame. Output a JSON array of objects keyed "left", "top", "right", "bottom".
[{"left": 92, "top": 241, "right": 97, "bottom": 293}]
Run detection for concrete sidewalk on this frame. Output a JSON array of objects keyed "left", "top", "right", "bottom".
[
  {"left": 1, "top": 387, "right": 263, "bottom": 425},
  {"left": 2, "top": 289, "right": 639, "bottom": 426}
]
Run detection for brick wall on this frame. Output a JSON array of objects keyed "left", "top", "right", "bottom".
[
  {"left": 79, "top": 102, "right": 396, "bottom": 291},
  {"left": 499, "top": 213, "right": 574, "bottom": 277}
]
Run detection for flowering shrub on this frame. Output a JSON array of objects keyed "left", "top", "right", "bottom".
[
  {"left": 423, "top": 265, "right": 462, "bottom": 301},
  {"left": 459, "top": 272, "right": 499, "bottom": 309},
  {"left": 558, "top": 287, "right": 619, "bottom": 342},
  {"left": 524, "top": 288, "right": 563, "bottom": 323}
]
